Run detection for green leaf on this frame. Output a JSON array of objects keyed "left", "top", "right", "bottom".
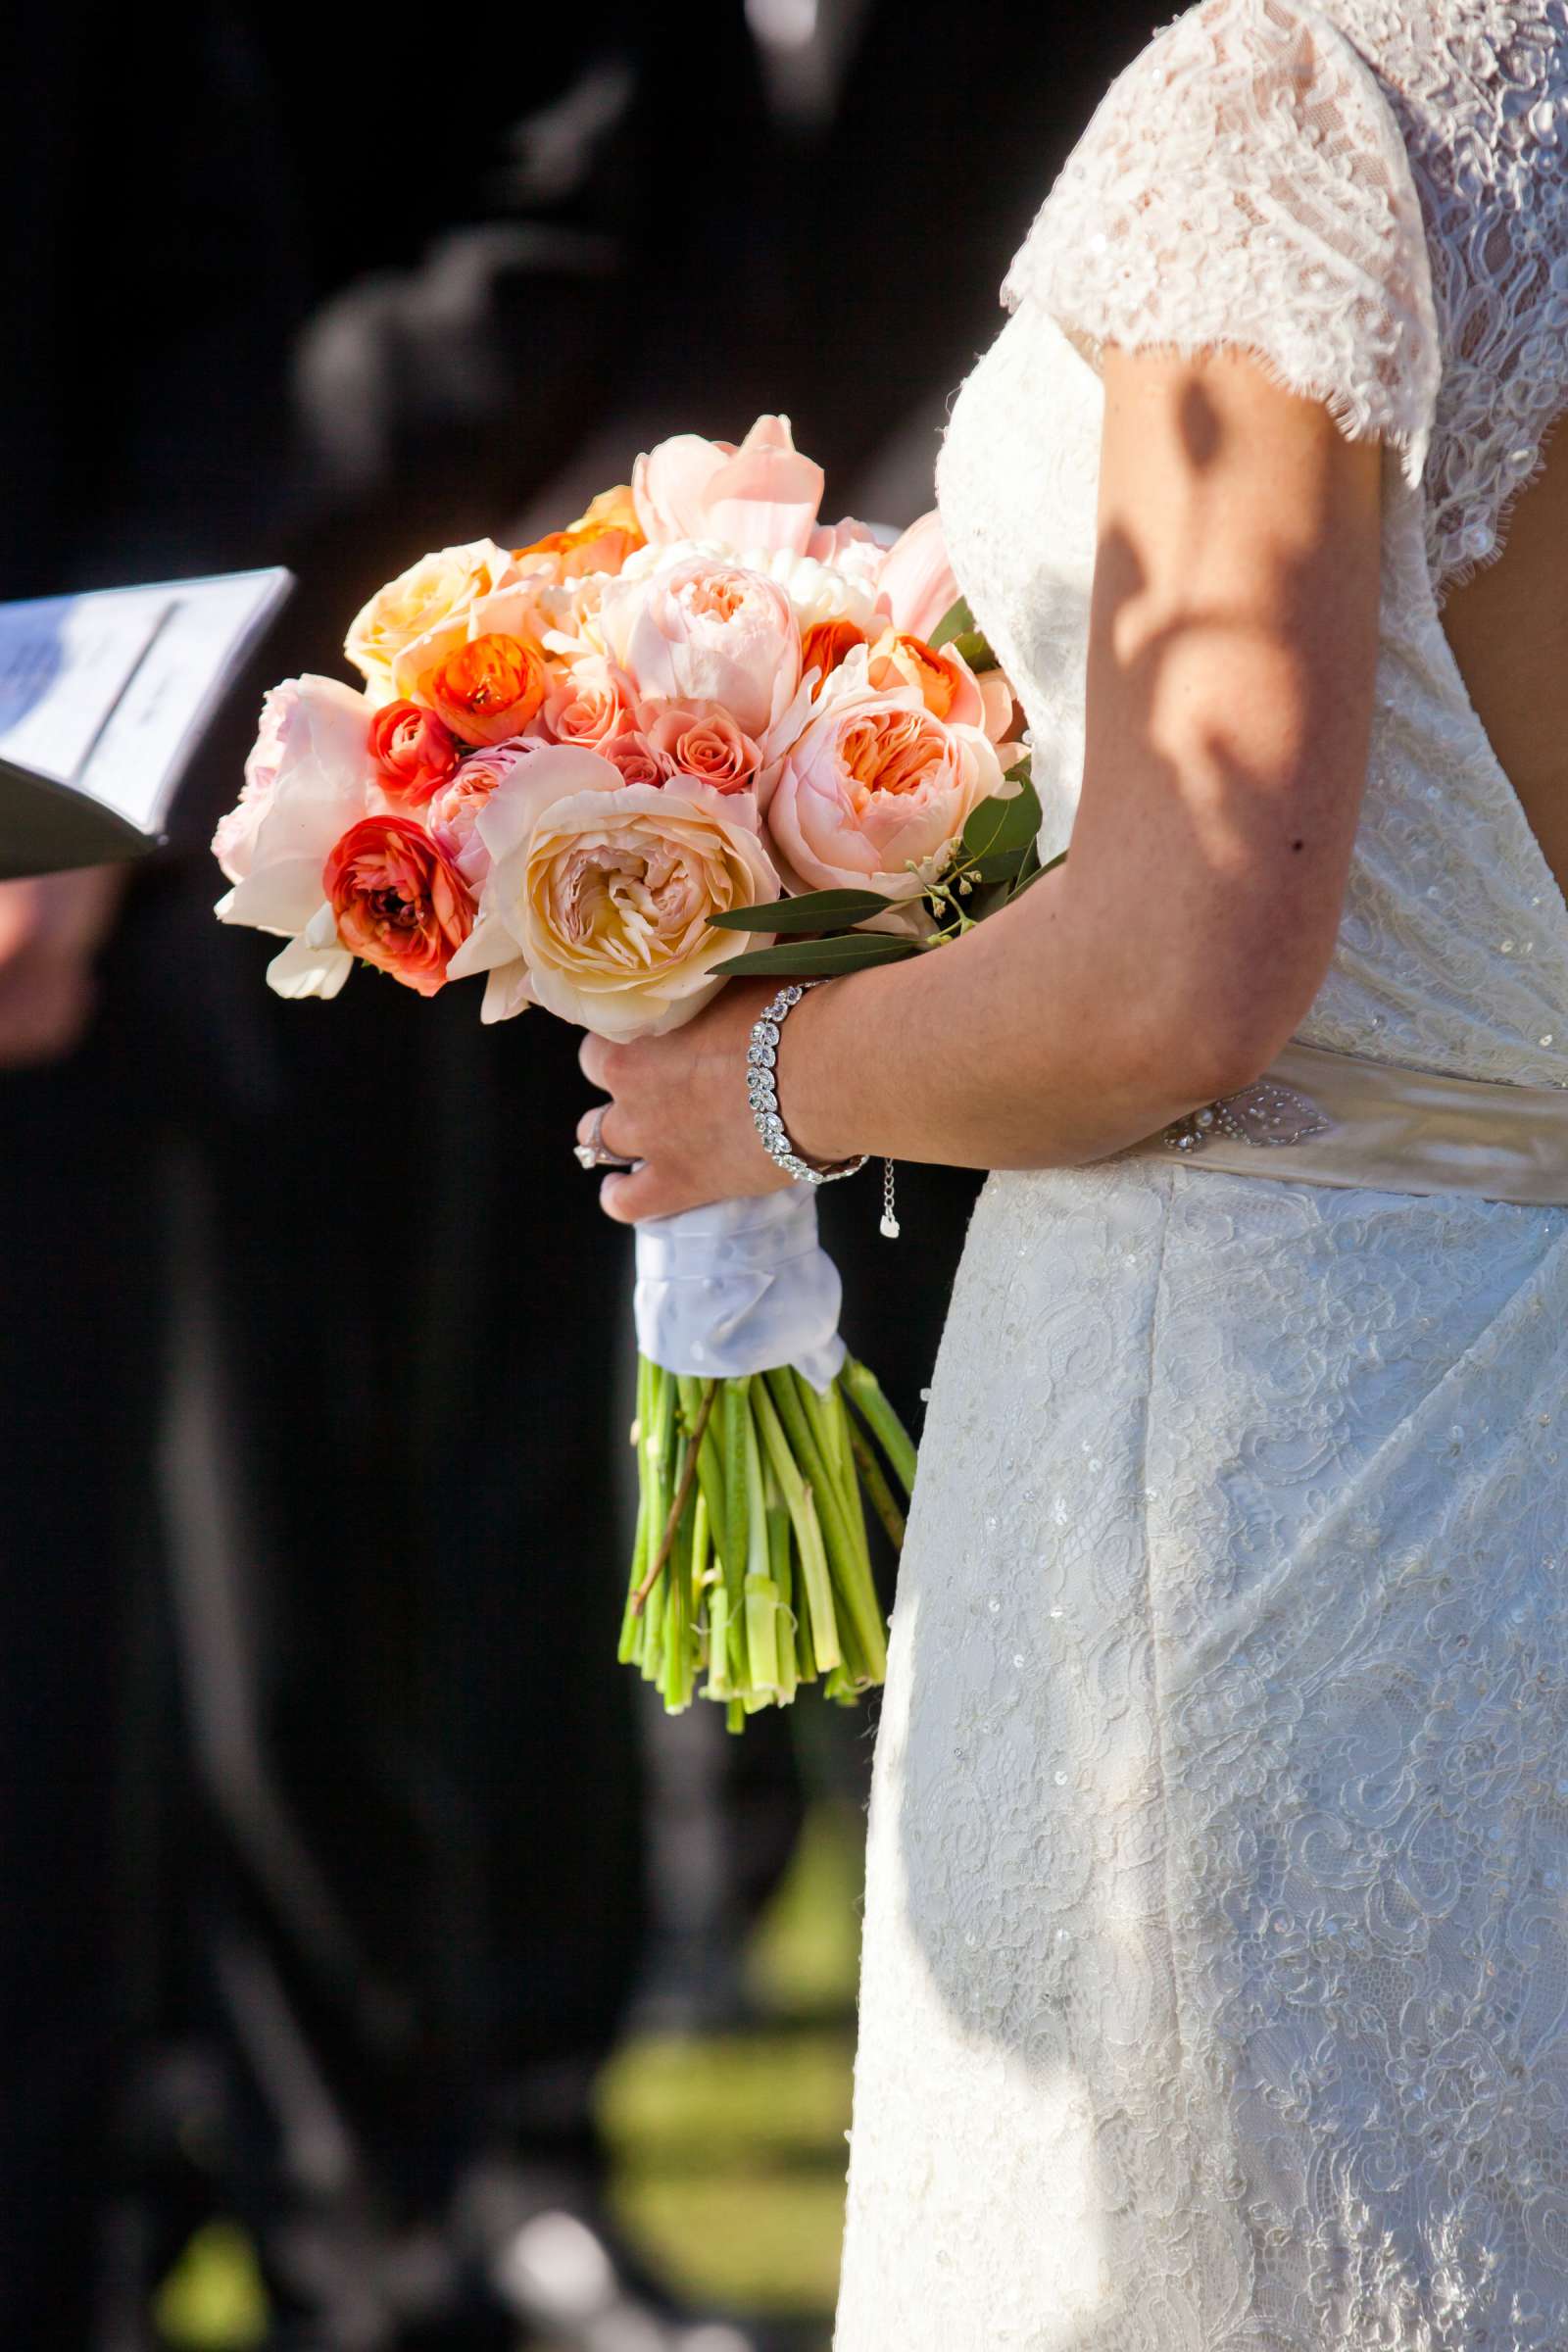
[
  {"left": 927, "top": 597, "right": 974, "bottom": 651},
  {"left": 947, "top": 627, "right": 999, "bottom": 674},
  {"left": 712, "top": 933, "right": 923, "bottom": 980},
  {"left": 960, "top": 774, "right": 1042, "bottom": 862},
  {"left": 708, "top": 888, "right": 893, "bottom": 935},
  {"left": 960, "top": 848, "right": 1029, "bottom": 887}
]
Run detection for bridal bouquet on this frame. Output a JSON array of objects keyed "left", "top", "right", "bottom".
[{"left": 212, "top": 417, "right": 1047, "bottom": 1725}]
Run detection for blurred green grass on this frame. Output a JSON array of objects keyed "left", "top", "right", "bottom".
[{"left": 158, "top": 1797, "right": 864, "bottom": 2348}]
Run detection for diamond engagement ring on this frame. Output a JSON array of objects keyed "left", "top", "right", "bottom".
[{"left": 573, "top": 1106, "right": 636, "bottom": 1172}]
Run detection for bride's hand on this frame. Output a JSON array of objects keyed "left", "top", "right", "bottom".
[{"left": 577, "top": 981, "right": 801, "bottom": 1224}]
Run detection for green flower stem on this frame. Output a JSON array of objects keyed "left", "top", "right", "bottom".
[
  {"left": 662, "top": 1442, "right": 692, "bottom": 1710},
  {"left": 843, "top": 1407, "right": 906, "bottom": 1552},
  {"left": 751, "top": 1377, "right": 841, "bottom": 1672},
  {"left": 677, "top": 1374, "right": 728, "bottom": 1566},
  {"left": 619, "top": 1479, "right": 651, "bottom": 1666},
  {"left": 844, "top": 1357, "right": 918, "bottom": 1497},
  {"left": 744, "top": 1573, "right": 781, "bottom": 1695},
  {"left": 765, "top": 1370, "right": 887, "bottom": 1688},
  {"left": 796, "top": 1374, "right": 888, "bottom": 1688},
  {"left": 707, "top": 1583, "right": 733, "bottom": 1699}
]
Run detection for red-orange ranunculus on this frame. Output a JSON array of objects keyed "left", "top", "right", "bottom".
[
  {"left": 323, "top": 814, "right": 474, "bottom": 996},
  {"left": 367, "top": 699, "right": 462, "bottom": 801},
  {"left": 424, "top": 633, "right": 548, "bottom": 747}
]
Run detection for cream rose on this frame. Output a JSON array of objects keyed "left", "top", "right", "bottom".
[
  {"left": 600, "top": 557, "right": 801, "bottom": 738},
  {"left": 763, "top": 666, "right": 1005, "bottom": 901},
  {"left": 344, "top": 539, "right": 521, "bottom": 706},
  {"left": 446, "top": 746, "right": 778, "bottom": 1037}
]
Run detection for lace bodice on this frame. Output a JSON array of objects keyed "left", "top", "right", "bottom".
[{"left": 937, "top": 0, "right": 1568, "bottom": 1091}]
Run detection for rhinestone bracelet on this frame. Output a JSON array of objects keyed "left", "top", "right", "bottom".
[{"left": 747, "top": 983, "right": 869, "bottom": 1188}]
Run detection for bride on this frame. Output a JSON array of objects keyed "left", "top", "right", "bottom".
[{"left": 579, "top": 0, "right": 1568, "bottom": 2341}]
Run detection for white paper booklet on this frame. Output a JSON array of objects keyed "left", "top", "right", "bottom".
[{"left": 0, "top": 566, "right": 293, "bottom": 880}]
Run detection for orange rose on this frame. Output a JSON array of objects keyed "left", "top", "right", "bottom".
[
  {"left": 323, "top": 814, "right": 474, "bottom": 996},
  {"left": 801, "top": 617, "right": 868, "bottom": 696},
  {"left": 424, "top": 633, "right": 548, "bottom": 747},
  {"left": 367, "top": 700, "right": 463, "bottom": 801}
]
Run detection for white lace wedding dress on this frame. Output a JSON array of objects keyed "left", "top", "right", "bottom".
[{"left": 833, "top": 5, "right": 1568, "bottom": 2346}]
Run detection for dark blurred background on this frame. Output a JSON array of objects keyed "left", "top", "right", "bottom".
[{"left": 0, "top": 4, "right": 1156, "bottom": 2347}]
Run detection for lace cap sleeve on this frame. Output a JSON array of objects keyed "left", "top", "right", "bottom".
[{"left": 1002, "top": 0, "right": 1441, "bottom": 485}]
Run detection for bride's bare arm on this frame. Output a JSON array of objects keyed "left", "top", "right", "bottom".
[{"left": 580, "top": 346, "right": 1384, "bottom": 1222}]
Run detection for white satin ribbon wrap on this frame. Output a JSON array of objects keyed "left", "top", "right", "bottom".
[
  {"left": 633, "top": 1191, "right": 847, "bottom": 1394},
  {"left": 1123, "top": 1038, "right": 1568, "bottom": 1203}
]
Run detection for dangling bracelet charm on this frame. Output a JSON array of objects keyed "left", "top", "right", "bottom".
[
  {"left": 747, "top": 983, "right": 868, "bottom": 1188},
  {"left": 880, "top": 1158, "right": 900, "bottom": 1240}
]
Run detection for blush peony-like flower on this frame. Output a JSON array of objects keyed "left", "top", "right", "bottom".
[
  {"left": 540, "top": 655, "right": 636, "bottom": 748},
  {"left": 424, "top": 741, "right": 540, "bottom": 887},
  {"left": 213, "top": 674, "right": 387, "bottom": 1008},
  {"left": 601, "top": 557, "right": 801, "bottom": 739},
  {"left": 424, "top": 634, "right": 549, "bottom": 747},
  {"left": 641, "top": 700, "right": 760, "bottom": 794},
  {"left": 763, "top": 662, "right": 1006, "bottom": 901},
  {"left": 632, "top": 416, "right": 825, "bottom": 557},
  {"left": 874, "top": 510, "right": 961, "bottom": 642},
  {"left": 323, "top": 814, "right": 474, "bottom": 997},
  {"left": 368, "top": 700, "right": 463, "bottom": 801},
  {"left": 344, "top": 539, "right": 520, "bottom": 706},
  {"left": 445, "top": 746, "right": 778, "bottom": 1035}
]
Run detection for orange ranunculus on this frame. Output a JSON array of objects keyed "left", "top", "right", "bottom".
[
  {"left": 865, "top": 628, "right": 966, "bottom": 720},
  {"left": 424, "top": 633, "right": 548, "bottom": 747},
  {"left": 323, "top": 814, "right": 474, "bottom": 996},
  {"left": 514, "top": 483, "right": 646, "bottom": 580},
  {"left": 367, "top": 700, "right": 463, "bottom": 801},
  {"left": 801, "top": 617, "right": 868, "bottom": 697}
]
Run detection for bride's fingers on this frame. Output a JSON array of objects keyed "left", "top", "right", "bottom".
[
  {"left": 578, "top": 1031, "right": 615, "bottom": 1090},
  {"left": 597, "top": 1159, "right": 696, "bottom": 1224},
  {"left": 575, "top": 1102, "right": 639, "bottom": 1161}
]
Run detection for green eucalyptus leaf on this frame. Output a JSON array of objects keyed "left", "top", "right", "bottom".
[
  {"left": 708, "top": 888, "right": 893, "bottom": 935},
  {"left": 927, "top": 597, "right": 974, "bottom": 652},
  {"left": 712, "top": 933, "right": 922, "bottom": 981},
  {"left": 960, "top": 774, "right": 1043, "bottom": 862}
]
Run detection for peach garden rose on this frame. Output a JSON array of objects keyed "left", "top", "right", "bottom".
[
  {"left": 445, "top": 745, "right": 778, "bottom": 1036},
  {"left": 762, "top": 660, "right": 1006, "bottom": 901}
]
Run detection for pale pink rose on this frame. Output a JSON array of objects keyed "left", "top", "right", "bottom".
[
  {"left": 641, "top": 700, "right": 760, "bottom": 794},
  {"left": 874, "top": 510, "right": 961, "bottom": 642},
  {"left": 764, "top": 677, "right": 1005, "bottom": 901},
  {"left": 599, "top": 730, "right": 672, "bottom": 788},
  {"left": 540, "top": 656, "right": 636, "bottom": 748},
  {"left": 632, "top": 416, "right": 825, "bottom": 557},
  {"left": 426, "top": 740, "right": 540, "bottom": 888},
  {"left": 446, "top": 747, "right": 778, "bottom": 1036},
  {"left": 213, "top": 676, "right": 384, "bottom": 956},
  {"left": 601, "top": 557, "right": 801, "bottom": 738}
]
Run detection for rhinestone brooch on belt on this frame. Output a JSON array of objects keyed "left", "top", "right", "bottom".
[{"left": 1162, "top": 1078, "right": 1333, "bottom": 1154}]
